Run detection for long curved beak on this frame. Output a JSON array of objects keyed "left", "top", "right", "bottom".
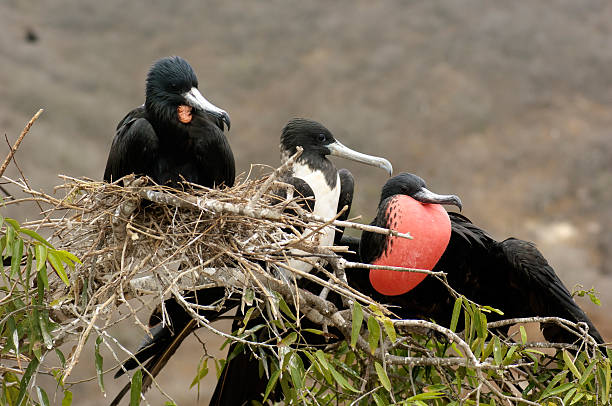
[
  {"left": 327, "top": 140, "right": 393, "bottom": 176},
  {"left": 183, "top": 87, "right": 231, "bottom": 131},
  {"left": 412, "top": 188, "right": 463, "bottom": 211}
]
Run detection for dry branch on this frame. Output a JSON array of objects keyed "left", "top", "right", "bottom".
[{"left": 0, "top": 109, "right": 43, "bottom": 178}]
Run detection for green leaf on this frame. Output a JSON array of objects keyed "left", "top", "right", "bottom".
[
  {"left": 503, "top": 345, "right": 518, "bottom": 365},
  {"left": 545, "top": 382, "right": 574, "bottom": 398},
  {"left": 95, "top": 336, "right": 105, "bottom": 393},
  {"left": 570, "top": 392, "right": 585, "bottom": 405},
  {"left": 38, "top": 311, "right": 53, "bottom": 349},
  {"left": 55, "top": 250, "right": 82, "bottom": 265},
  {"left": 189, "top": 358, "right": 208, "bottom": 388},
  {"left": 382, "top": 317, "right": 396, "bottom": 343},
  {"left": 10, "top": 238, "right": 23, "bottom": 279},
  {"left": 6, "top": 222, "right": 15, "bottom": 255},
  {"left": 61, "top": 390, "right": 73, "bottom": 406},
  {"left": 7, "top": 317, "right": 18, "bottom": 355},
  {"left": 450, "top": 342, "right": 464, "bottom": 358},
  {"left": 492, "top": 336, "right": 502, "bottom": 365},
  {"left": 562, "top": 388, "right": 577, "bottom": 406},
  {"left": 374, "top": 361, "right": 391, "bottom": 392},
  {"left": 242, "top": 288, "right": 254, "bottom": 307},
  {"left": 56, "top": 349, "right": 66, "bottom": 368},
  {"left": 280, "top": 332, "right": 298, "bottom": 347},
  {"left": 372, "top": 392, "right": 387, "bottom": 406},
  {"left": 15, "top": 356, "right": 39, "bottom": 406},
  {"left": 315, "top": 350, "right": 357, "bottom": 392},
  {"left": 539, "top": 370, "right": 568, "bottom": 401},
  {"left": 481, "top": 305, "right": 504, "bottom": 315},
  {"left": 238, "top": 307, "right": 256, "bottom": 334},
  {"left": 450, "top": 296, "right": 462, "bottom": 332},
  {"left": 367, "top": 316, "right": 381, "bottom": 355},
  {"left": 562, "top": 350, "right": 581, "bottom": 380},
  {"left": 314, "top": 350, "right": 333, "bottom": 385},
  {"left": 474, "top": 308, "right": 487, "bottom": 339},
  {"left": 130, "top": 369, "right": 143, "bottom": 406},
  {"left": 48, "top": 250, "right": 69, "bottom": 286},
  {"left": 369, "top": 304, "right": 384, "bottom": 317},
  {"left": 588, "top": 292, "right": 601, "bottom": 306},
  {"left": 350, "top": 302, "right": 363, "bottom": 348},
  {"left": 407, "top": 391, "right": 445, "bottom": 401},
  {"left": 24, "top": 249, "right": 32, "bottom": 294},
  {"left": 302, "top": 328, "right": 324, "bottom": 335},
  {"left": 288, "top": 353, "right": 304, "bottom": 390},
  {"left": 35, "top": 244, "right": 48, "bottom": 273},
  {"left": 38, "top": 263, "right": 49, "bottom": 292},
  {"left": 525, "top": 348, "right": 546, "bottom": 356},
  {"left": 5, "top": 218, "right": 21, "bottom": 231},
  {"left": 277, "top": 295, "right": 296, "bottom": 321},
  {"left": 263, "top": 369, "right": 281, "bottom": 403},
  {"left": 20, "top": 229, "right": 53, "bottom": 248},
  {"left": 519, "top": 325, "right": 527, "bottom": 345},
  {"left": 36, "top": 386, "right": 50, "bottom": 406},
  {"left": 604, "top": 358, "right": 611, "bottom": 401},
  {"left": 579, "top": 360, "right": 597, "bottom": 385},
  {"left": 328, "top": 361, "right": 358, "bottom": 392}
]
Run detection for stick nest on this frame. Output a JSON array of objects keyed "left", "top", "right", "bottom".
[{"left": 40, "top": 172, "right": 354, "bottom": 310}]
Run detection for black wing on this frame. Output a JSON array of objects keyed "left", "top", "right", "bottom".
[
  {"left": 110, "top": 288, "right": 235, "bottom": 406},
  {"left": 359, "top": 197, "right": 390, "bottom": 265},
  {"left": 275, "top": 176, "right": 315, "bottom": 213},
  {"left": 334, "top": 169, "right": 355, "bottom": 244},
  {"left": 188, "top": 114, "right": 236, "bottom": 188},
  {"left": 499, "top": 238, "right": 603, "bottom": 344},
  {"left": 441, "top": 214, "right": 603, "bottom": 344},
  {"left": 103, "top": 107, "right": 159, "bottom": 182}
]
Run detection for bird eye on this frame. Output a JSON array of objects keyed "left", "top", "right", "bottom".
[
  {"left": 170, "top": 83, "right": 178, "bottom": 90},
  {"left": 317, "top": 133, "right": 326, "bottom": 143}
]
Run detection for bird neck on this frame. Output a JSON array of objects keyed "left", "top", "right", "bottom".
[{"left": 290, "top": 155, "right": 337, "bottom": 190}]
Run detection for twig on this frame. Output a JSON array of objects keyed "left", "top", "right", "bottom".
[
  {"left": 247, "top": 146, "right": 303, "bottom": 208},
  {"left": 0, "top": 109, "right": 43, "bottom": 178},
  {"left": 63, "top": 294, "right": 116, "bottom": 381}
]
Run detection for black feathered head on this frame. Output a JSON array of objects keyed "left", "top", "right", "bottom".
[
  {"left": 280, "top": 118, "right": 393, "bottom": 175},
  {"left": 145, "top": 56, "right": 230, "bottom": 130},
  {"left": 380, "top": 172, "right": 462, "bottom": 210}
]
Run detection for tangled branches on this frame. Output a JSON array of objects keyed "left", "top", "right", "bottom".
[{"left": 0, "top": 164, "right": 610, "bottom": 405}]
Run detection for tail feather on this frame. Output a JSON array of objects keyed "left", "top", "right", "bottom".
[{"left": 110, "top": 319, "right": 198, "bottom": 406}]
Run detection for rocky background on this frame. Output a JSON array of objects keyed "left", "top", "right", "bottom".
[{"left": 2, "top": 1, "right": 612, "bottom": 404}]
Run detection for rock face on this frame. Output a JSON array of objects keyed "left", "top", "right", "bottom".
[{"left": 2, "top": 1, "right": 612, "bottom": 404}]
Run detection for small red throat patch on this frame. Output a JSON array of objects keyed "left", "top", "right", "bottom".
[
  {"left": 177, "top": 105, "right": 193, "bottom": 123},
  {"left": 369, "top": 195, "right": 451, "bottom": 296}
]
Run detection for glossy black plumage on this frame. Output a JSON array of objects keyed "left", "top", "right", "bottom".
[
  {"left": 106, "top": 56, "right": 235, "bottom": 406},
  {"left": 103, "top": 56, "right": 234, "bottom": 188},
  {"left": 355, "top": 173, "right": 603, "bottom": 344}
]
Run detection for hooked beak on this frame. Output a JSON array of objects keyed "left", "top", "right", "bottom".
[
  {"left": 412, "top": 188, "right": 463, "bottom": 211},
  {"left": 183, "top": 87, "right": 231, "bottom": 131},
  {"left": 327, "top": 140, "right": 393, "bottom": 176}
]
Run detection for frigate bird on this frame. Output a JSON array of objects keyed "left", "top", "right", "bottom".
[
  {"left": 103, "top": 55, "right": 233, "bottom": 187},
  {"left": 209, "top": 118, "right": 392, "bottom": 405},
  {"left": 106, "top": 56, "right": 235, "bottom": 406},
  {"left": 209, "top": 172, "right": 604, "bottom": 406},
  {"left": 354, "top": 172, "right": 604, "bottom": 344}
]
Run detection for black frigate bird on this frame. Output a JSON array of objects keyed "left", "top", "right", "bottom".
[
  {"left": 209, "top": 172, "right": 605, "bottom": 406},
  {"left": 103, "top": 55, "right": 233, "bottom": 187},
  {"left": 209, "top": 118, "right": 393, "bottom": 406},
  {"left": 353, "top": 172, "right": 604, "bottom": 344},
  {"left": 106, "top": 56, "right": 235, "bottom": 406}
]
